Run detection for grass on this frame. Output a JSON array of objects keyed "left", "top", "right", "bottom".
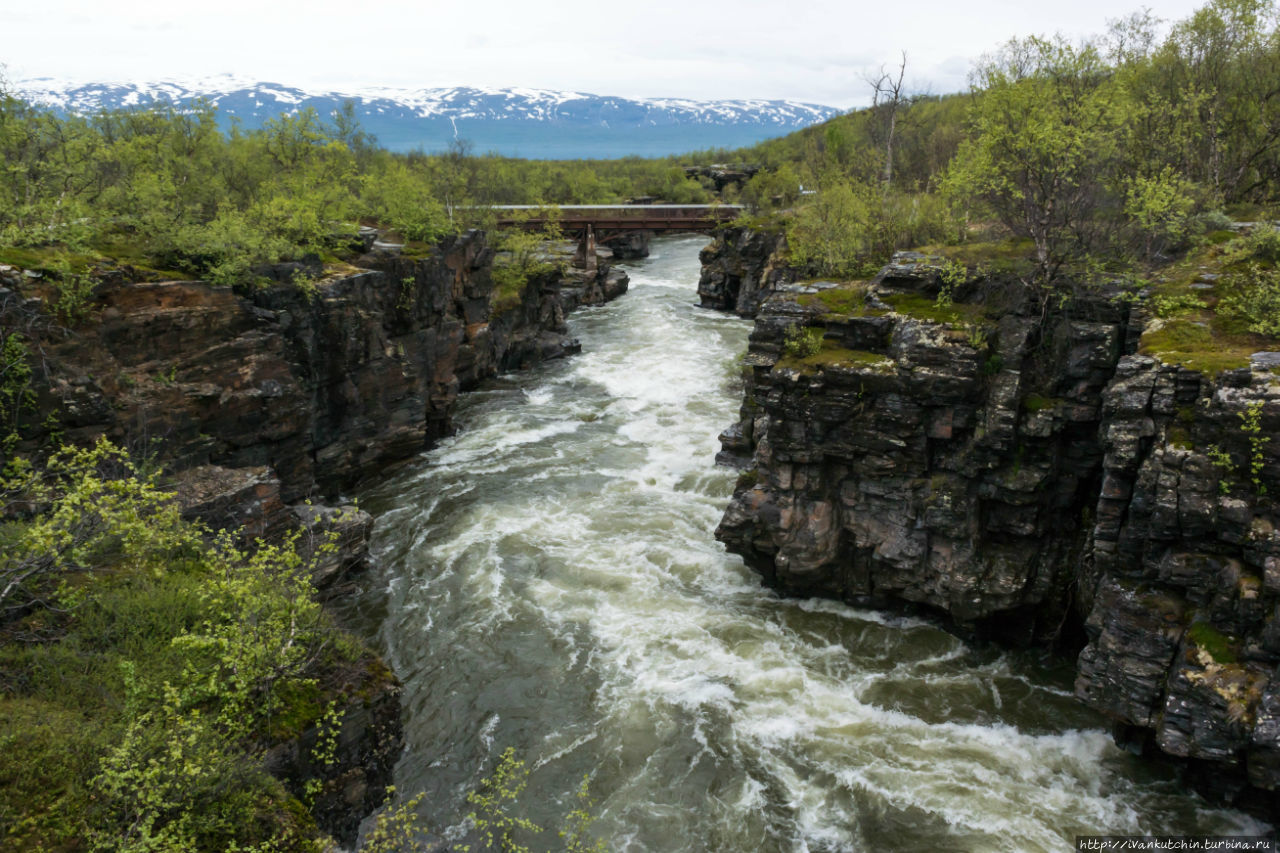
[
  {"left": 0, "top": 539, "right": 372, "bottom": 849},
  {"left": 913, "top": 237, "right": 1037, "bottom": 276},
  {"left": 1135, "top": 233, "right": 1278, "bottom": 374}
]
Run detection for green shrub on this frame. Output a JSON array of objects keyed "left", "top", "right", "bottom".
[
  {"left": 783, "top": 325, "right": 824, "bottom": 359},
  {"left": 1219, "top": 265, "right": 1280, "bottom": 337}
]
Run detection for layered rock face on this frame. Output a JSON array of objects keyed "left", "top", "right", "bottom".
[
  {"left": 697, "top": 225, "right": 794, "bottom": 315},
  {"left": 715, "top": 253, "right": 1280, "bottom": 806},
  {"left": 12, "top": 231, "right": 626, "bottom": 502}
]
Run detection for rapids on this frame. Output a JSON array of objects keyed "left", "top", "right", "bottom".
[{"left": 348, "top": 235, "right": 1266, "bottom": 852}]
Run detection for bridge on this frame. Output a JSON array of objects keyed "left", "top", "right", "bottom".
[{"left": 490, "top": 205, "right": 744, "bottom": 271}]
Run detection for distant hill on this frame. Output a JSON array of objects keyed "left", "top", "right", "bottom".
[{"left": 14, "top": 77, "right": 841, "bottom": 159}]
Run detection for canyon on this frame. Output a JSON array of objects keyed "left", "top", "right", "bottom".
[{"left": 5, "top": 224, "right": 1276, "bottom": 845}]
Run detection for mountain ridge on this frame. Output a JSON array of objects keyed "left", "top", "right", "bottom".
[{"left": 14, "top": 77, "right": 841, "bottom": 158}]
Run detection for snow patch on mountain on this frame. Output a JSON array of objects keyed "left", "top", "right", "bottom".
[{"left": 14, "top": 76, "right": 839, "bottom": 128}]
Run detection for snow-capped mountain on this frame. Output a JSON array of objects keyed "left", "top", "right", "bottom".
[{"left": 14, "top": 77, "right": 840, "bottom": 158}]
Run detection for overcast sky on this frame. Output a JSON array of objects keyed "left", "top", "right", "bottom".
[{"left": 3, "top": 0, "right": 1208, "bottom": 107}]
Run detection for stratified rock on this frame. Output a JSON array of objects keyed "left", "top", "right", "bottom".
[
  {"left": 716, "top": 268, "right": 1124, "bottom": 640},
  {"left": 16, "top": 230, "right": 628, "bottom": 502},
  {"left": 698, "top": 226, "right": 793, "bottom": 315},
  {"left": 175, "top": 464, "right": 294, "bottom": 544}
]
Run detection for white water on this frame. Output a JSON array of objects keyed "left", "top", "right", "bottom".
[{"left": 352, "top": 235, "right": 1266, "bottom": 852}]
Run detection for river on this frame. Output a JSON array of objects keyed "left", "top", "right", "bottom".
[{"left": 348, "top": 235, "right": 1266, "bottom": 852}]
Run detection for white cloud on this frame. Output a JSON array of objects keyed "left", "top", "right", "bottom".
[{"left": 5, "top": 0, "right": 1209, "bottom": 108}]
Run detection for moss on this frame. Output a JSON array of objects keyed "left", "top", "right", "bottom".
[
  {"left": 0, "top": 698, "right": 100, "bottom": 850},
  {"left": 734, "top": 467, "right": 759, "bottom": 490},
  {"left": 0, "top": 246, "right": 100, "bottom": 274},
  {"left": 880, "top": 291, "right": 988, "bottom": 325},
  {"left": 266, "top": 679, "right": 326, "bottom": 741},
  {"left": 1138, "top": 319, "right": 1255, "bottom": 374},
  {"left": 1167, "top": 425, "right": 1194, "bottom": 450},
  {"left": 796, "top": 282, "right": 869, "bottom": 316},
  {"left": 1022, "top": 394, "right": 1061, "bottom": 413},
  {"left": 913, "top": 237, "right": 1037, "bottom": 275},
  {"left": 1188, "top": 622, "right": 1239, "bottom": 664},
  {"left": 775, "top": 340, "right": 893, "bottom": 373}
]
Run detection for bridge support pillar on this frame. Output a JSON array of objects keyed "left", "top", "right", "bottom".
[{"left": 573, "top": 225, "right": 597, "bottom": 274}]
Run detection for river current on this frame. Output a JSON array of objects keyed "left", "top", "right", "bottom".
[{"left": 349, "top": 235, "right": 1266, "bottom": 852}]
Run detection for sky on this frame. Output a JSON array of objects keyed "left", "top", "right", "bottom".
[{"left": 2, "top": 0, "right": 1210, "bottom": 108}]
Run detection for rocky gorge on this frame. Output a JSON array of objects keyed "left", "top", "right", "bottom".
[
  {"left": 0, "top": 231, "right": 628, "bottom": 844},
  {"left": 703, "top": 229, "right": 1280, "bottom": 813}
]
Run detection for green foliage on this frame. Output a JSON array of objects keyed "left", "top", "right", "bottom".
[
  {"left": 1150, "top": 289, "right": 1207, "bottom": 317},
  {"left": 1126, "top": 167, "right": 1199, "bottom": 257},
  {"left": 0, "top": 438, "right": 198, "bottom": 614},
  {"left": 463, "top": 747, "right": 543, "bottom": 853},
  {"left": 0, "top": 439, "right": 367, "bottom": 850},
  {"left": 292, "top": 267, "right": 320, "bottom": 303},
  {"left": 1207, "top": 443, "right": 1236, "bottom": 494},
  {"left": 0, "top": 333, "right": 34, "bottom": 450},
  {"left": 1218, "top": 264, "right": 1280, "bottom": 335},
  {"left": 782, "top": 324, "right": 824, "bottom": 359},
  {"left": 490, "top": 222, "right": 562, "bottom": 315},
  {"left": 560, "top": 776, "right": 608, "bottom": 853},
  {"left": 942, "top": 36, "right": 1126, "bottom": 279},
  {"left": 362, "top": 788, "right": 429, "bottom": 853},
  {"left": 1240, "top": 400, "right": 1270, "bottom": 495}
]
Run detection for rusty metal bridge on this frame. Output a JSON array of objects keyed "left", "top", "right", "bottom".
[{"left": 491, "top": 204, "right": 744, "bottom": 271}]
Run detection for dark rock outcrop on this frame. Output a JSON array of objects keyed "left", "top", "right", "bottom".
[
  {"left": 16, "top": 231, "right": 627, "bottom": 502},
  {"left": 714, "top": 250, "right": 1280, "bottom": 808},
  {"left": 602, "top": 231, "right": 652, "bottom": 260},
  {"left": 697, "top": 226, "right": 794, "bottom": 315}
]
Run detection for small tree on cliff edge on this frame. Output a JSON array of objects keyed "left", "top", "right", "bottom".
[{"left": 942, "top": 36, "right": 1127, "bottom": 281}]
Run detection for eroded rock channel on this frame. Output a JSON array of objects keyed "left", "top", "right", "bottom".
[{"left": 349, "top": 236, "right": 1268, "bottom": 851}]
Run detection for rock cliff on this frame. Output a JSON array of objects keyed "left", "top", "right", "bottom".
[
  {"left": 0, "top": 231, "right": 627, "bottom": 842},
  {"left": 714, "top": 250, "right": 1280, "bottom": 810},
  {"left": 697, "top": 225, "right": 794, "bottom": 315}
]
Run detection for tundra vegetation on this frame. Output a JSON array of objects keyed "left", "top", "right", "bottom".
[{"left": 2, "top": 0, "right": 1280, "bottom": 849}]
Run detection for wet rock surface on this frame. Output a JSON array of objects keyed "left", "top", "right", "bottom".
[{"left": 713, "top": 249, "right": 1280, "bottom": 810}]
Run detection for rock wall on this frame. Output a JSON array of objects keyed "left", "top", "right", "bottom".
[
  {"left": 697, "top": 225, "right": 794, "bottom": 316},
  {"left": 0, "top": 231, "right": 628, "bottom": 842},
  {"left": 8, "top": 231, "right": 627, "bottom": 502},
  {"left": 714, "top": 251, "right": 1280, "bottom": 809}
]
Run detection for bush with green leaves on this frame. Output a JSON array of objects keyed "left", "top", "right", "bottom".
[
  {"left": 0, "top": 439, "right": 366, "bottom": 851},
  {"left": 783, "top": 325, "right": 824, "bottom": 359},
  {"left": 1219, "top": 265, "right": 1280, "bottom": 336}
]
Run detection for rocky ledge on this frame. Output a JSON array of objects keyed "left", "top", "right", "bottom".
[{"left": 714, "top": 252, "right": 1280, "bottom": 811}]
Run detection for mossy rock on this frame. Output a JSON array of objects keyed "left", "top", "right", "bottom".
[
  {"left": 880, "top": 291, "right": 989, "bottom": 325},
  {"left": 775, "top": 340, "right": 894, "bottom": 374},
  {"left": 1188, "top": 621, "right": 1239, "bottom": 664}
]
